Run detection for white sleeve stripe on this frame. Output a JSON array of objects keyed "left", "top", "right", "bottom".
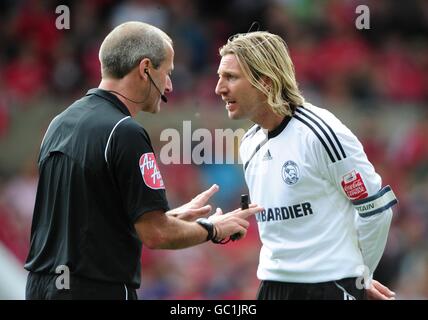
[
  {"left": 124, "top": 284, "right": 128, "bottom": 300},
  {"left": 104, "top": 116, "right": 131, "bottom": 165},
  {"left": 353, "top": 186, "right": 398, "bottom": 217}
]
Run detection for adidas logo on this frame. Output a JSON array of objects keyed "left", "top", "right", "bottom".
[{"left": 263, "top": 149, "right": 272, "bottom": 161}]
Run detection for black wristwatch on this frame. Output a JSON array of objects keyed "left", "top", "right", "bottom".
[{"left": 196, "top": 218, "right": 214, "bottom": 241}]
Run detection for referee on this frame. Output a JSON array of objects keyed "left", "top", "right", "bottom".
[
  {"left": 215, "top": 31, "right": 398, "bottom": 300},
  {"left": 25, "top": 22, "right": 262, "bottom": 300}
]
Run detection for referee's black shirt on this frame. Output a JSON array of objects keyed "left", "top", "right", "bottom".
[{"left": 25, "top": 89, "right": 169, "bottom": 288}]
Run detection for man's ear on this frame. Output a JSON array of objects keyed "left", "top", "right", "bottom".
[
  {"left": 261, "top": 76, "right": 272, "bottom": 91},
  {"left": 139, "top": 59, "right": 151, "bottom": 79}
]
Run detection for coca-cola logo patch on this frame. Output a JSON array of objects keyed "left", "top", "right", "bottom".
[
  {"left": 139, "top": 152, "right": 165, "bottom": 189},
  {"left": 341, "top": 170, "right": 368, "bottom": 200}
]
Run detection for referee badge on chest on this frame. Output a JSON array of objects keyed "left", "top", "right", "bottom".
[
  {"left": 282, "top": 160, "right": 300, "bottom": 185},
  {"left": 139, "top": 152, "right": 165, "bottom": 189}
]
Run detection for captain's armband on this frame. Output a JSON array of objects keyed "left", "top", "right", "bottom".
[{"left": 352, "top": 185, "right": 398, "bottom": 218}]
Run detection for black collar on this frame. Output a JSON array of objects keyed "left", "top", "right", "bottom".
[
  {"left": 85, "top": 88, "right": 131, "bottom": 117},
  {"left": 267, "top": 115, "right": 292, "bottom": 139}
]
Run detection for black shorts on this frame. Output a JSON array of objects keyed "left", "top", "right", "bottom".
[
  {"left": 26, "top": 272, "right": 138, "bottom": 300},
  {"left": 257, "top": 277, "right": 366, "bottom": 300}
]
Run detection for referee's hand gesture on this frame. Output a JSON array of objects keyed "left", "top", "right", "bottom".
[{"left": 166, "top": 184, "right": 220, "bottom": 221}]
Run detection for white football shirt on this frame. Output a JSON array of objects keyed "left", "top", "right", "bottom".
[{"left": 240, "top": 102, "right": 397, "bottom": 283}]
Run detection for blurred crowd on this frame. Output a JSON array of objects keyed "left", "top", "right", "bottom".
[{"left": 0, "top": 0, "right": 428, "bottom": 299}]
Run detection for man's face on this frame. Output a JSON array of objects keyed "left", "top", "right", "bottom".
[
  {"left": 215, "top": 54, "right": 266, "bottom": 121},
  {"left": 145, "top": 43, "right": 174, "bottom": 113}
]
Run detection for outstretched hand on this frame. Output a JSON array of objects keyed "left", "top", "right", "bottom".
[{"left": 166, "top": 184, "right": 219, "bottom": 221}]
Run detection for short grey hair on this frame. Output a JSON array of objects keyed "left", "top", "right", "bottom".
[{"left": 99, "top": 21, "right": 172, "bottom": 79}]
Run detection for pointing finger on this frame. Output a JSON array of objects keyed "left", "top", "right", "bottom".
[
  {"left": 236, "top": 206, "right": 264, "bottom": 219},
  {"left": 231, "top": 203, "right": 259, "bottom": 214},
  {"left": 194, "top": 184, "right": 219, "bottom": 203}
]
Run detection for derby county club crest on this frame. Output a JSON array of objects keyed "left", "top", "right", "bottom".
[{"left": 282, "top": 160, "right": 300, "bottom": 185}]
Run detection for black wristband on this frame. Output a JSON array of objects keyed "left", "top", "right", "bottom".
[{"left": 196, "top": 218, "right": 214, "bottom": 241}]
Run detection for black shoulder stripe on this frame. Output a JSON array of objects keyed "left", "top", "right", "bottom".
[
  {"left": 294, "top": 115, "right": 336, "bottom": 163},
  {"left": 242, "top": 125, "right": 261, "bottom": 141},
  {"left": 298, "top": 107, "right": 346, "bottom": 159},
  {"left": 244, "top": 138, "right": 267, "bottom": 171},
  {"left": 296, "top": 108, "right": 342, "bottom": 161}
]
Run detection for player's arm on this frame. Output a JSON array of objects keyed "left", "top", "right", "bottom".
[
  {"left": 322, "top": 126, "right": 397, "bottom": 276},
  {"left": 302, "top": 109, "right": 397, "bottom": 298},
  {"left": 306, "top": 112, "right": 398, "bottom": 277},
  {"left": 338, "top": 148, "right": 396, "bottom": 276},
  {"left": 352, "top": 185, "right": 396, "bottom": 276}
]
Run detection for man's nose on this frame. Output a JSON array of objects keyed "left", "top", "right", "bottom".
[
  {"left": 215, "top": 78, "right": 226, "bottom": 96},
  {"left": 165, "top": 76, "right": 173, "bottom": 93}
]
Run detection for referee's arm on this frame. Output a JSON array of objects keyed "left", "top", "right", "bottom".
[
  {"left": 135, "top": 210, "right": 211, "bottom": 249},
  {"left": 134, "top": 206, "right": 261, "bottom": 249}
]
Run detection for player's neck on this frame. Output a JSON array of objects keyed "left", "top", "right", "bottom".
[{"left": 255, "top": 111, "right": 285, "bottom": 132}]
